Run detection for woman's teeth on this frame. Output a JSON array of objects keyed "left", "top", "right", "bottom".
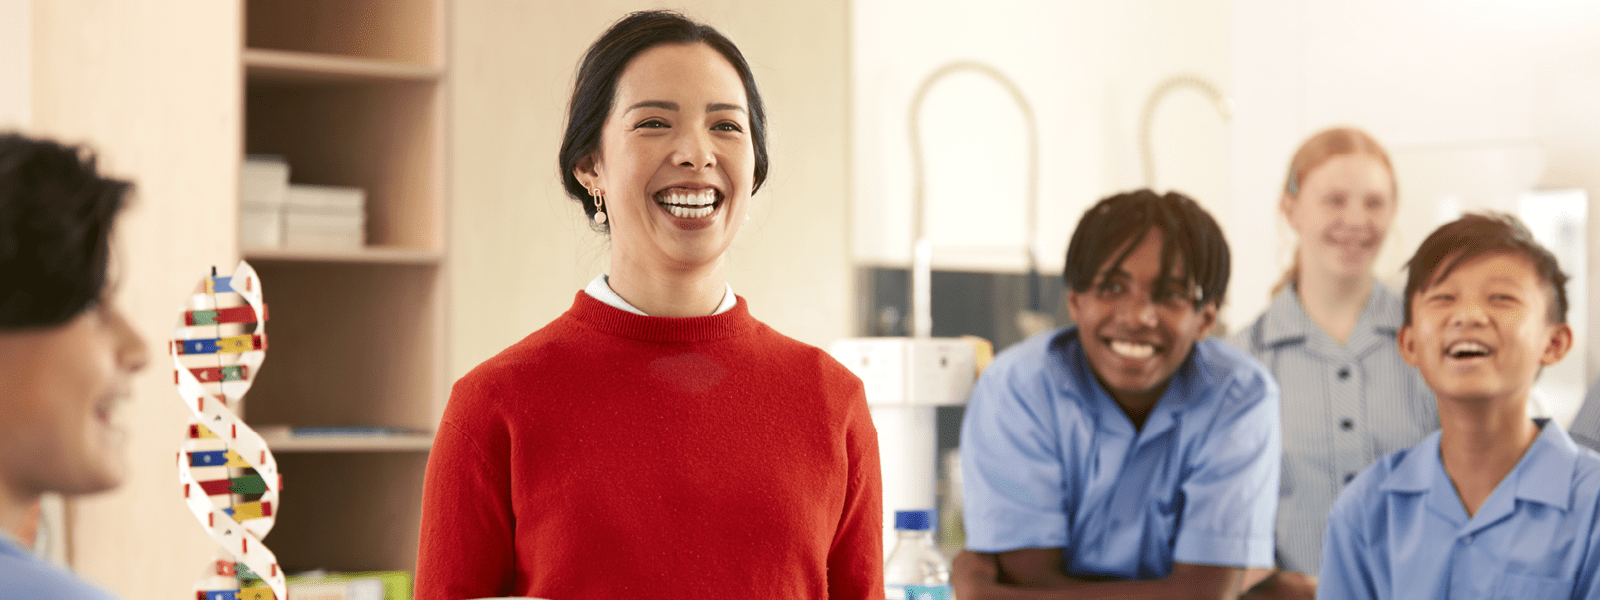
[
  {"left": 1110, "top": 339, "right": 1155, "bottom": 359},
  {"left": 657, "top": 189, "right": 718, "bottom": 219},
  {"left": 667, "top": 205, "right": 714, "bottom": 219}
]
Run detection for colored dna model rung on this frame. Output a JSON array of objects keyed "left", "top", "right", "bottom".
[{"left": 172, "top": 262, "right": 286, "bottom": 600}]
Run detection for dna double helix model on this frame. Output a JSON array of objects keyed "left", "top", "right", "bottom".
[{"left": 171, "top": 261, "right": 286, "bottom": 600}]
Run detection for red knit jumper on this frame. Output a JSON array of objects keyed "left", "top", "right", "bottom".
[{"left": 416, "top": 292, "right": 884, "bottom": 599}]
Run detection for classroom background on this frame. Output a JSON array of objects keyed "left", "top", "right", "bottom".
[{"left": 2, "top": 1, "right": 1598, "bottom": 598}]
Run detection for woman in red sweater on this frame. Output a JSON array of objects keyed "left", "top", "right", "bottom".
[{"left": 415, "top": 10, "right": 884, "bottom": 599}]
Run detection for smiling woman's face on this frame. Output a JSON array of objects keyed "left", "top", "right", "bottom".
[{"left": 577, "top": 42, "right": 755, "bottom": 276}]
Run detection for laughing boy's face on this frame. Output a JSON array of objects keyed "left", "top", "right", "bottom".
[
  {"left": 1068, "top": 228, "right": 1216, "bottom": 412},
  {"left": 1399, "top": 250, "right": 1571, "bottom": 405}
]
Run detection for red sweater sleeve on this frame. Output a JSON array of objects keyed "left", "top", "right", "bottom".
[
  {"left": 415, "top": 386, "right": 515, "bottom": 599},
  {"left": 829, "top": 374, "right": 887, "bottom": 599}
]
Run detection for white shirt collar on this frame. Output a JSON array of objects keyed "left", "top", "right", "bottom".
[{"left": 583, "top": 274, "right": 736, "bottom": 316}]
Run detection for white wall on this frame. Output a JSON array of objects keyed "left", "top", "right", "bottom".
[
  {"left": 0, "top": 0, "right": 29, "bottom": 129},
  {"left": 852, "top": 0, "right": 1234, "bottom": 275},
  {"left": 1232, "top": 0, "right": 1600, "bottom": 413}
]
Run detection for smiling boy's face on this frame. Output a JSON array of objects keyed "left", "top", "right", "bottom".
[
  {"left": 1399, "top": 250, "right": 1571, "bottom": 405},
  {"left": 1068, "top": 228, "right": 1217, "bottom": 411}
]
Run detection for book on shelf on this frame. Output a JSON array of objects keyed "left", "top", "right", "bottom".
[
  {"left": 256, "top": 425, "right": 431, "bottom": 438},
  {"left": 287, "top": 570, "right": 411, "bottom": 600}
]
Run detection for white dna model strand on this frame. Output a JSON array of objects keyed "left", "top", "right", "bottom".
[{"left": 171, "top": 261, "right": 286, "bottom": 600}]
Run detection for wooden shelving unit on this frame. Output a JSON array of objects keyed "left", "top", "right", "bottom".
[{"left": 239, "top": 0, "right": 446, "bottom": 575}]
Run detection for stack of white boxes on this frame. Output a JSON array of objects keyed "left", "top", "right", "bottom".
[
  {"left": 284, "top": 184, "right": 365, "bottom": 249},
  {"left": 240, "top": 156, "right": 289, "bottom": 249},
  {"left": 238, "top": 156, "right": 367, "bottom": 250}
]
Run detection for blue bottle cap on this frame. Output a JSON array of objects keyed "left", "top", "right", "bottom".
[{"left": 894, "top": 509, "right": 934, "bottom": 531}]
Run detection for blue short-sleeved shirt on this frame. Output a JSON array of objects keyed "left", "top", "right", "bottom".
[
  {"left": 1318, "top": 420, "right": 1600, "bottom": 600},
  {"left": 1228, "top": 284, "right": 1438, "bottom": 574},
  {"left": 0, "top": 533, "right": 118, "bottom": 600},
  {"left": 960, "top": 327, "right": 1281, "bottom": 580}
]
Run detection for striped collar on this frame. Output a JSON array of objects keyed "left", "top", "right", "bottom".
[{"left": 1258, "top": 281, "right": 1404, "bottom": 358}]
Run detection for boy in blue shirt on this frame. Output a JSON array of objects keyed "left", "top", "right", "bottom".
[
  {"left": 952, "top": 190, "right": 1282, "bottom": 599},
  {"left": 1318, "top": 212, "right": 1600, "bottom": 599},
  {"left": 0, "top": 134, "right": 144, "bottom": 599}
]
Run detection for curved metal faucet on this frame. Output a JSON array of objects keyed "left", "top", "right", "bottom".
[
  {"left": 1138, "top": 74, "right": 1234, "bottom": 189},
  {"left": 906, "top": 61, "right": 1040, "bottom": 338}
]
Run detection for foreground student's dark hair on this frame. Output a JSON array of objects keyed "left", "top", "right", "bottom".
[
  {"left": 0, "top": 133, "right": 131, "bottom": 328},
  {"left": 1063, "top": 189, "right": 1230, "bottom": 309},
  {"left": 1403, "top": 211, "right": 1568, "bottom": 325}
]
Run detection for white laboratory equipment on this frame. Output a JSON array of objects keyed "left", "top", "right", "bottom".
[
  {"left": 832, "top": 61, "right": 1040, "bottom": 558},
  {"left": 829, "top": 335, "right": 975, "bottom": 558}
]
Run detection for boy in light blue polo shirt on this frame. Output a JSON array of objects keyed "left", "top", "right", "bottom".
[
  {"left": 952, "top": 190, "right": 1281, "bottom": 600},
  {"left": 1318, "top": 212, "right": 1600, "bottom": 599}
]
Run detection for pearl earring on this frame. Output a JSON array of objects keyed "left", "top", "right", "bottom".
[{"left": 590, "top": 188, "right": 607, "bottom": 225}]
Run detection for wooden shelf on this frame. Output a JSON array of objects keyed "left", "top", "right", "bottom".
[
  {"left": 258, "top": 429, "right": 433, "bottom": 453},
  {"left": 245, "top": 261, "right": 441, "bottom": 431},
  {"left": 270, "top": 453, "right": 429, "bottom": 572},
  {"left": 245, "top": 48, "right": 441, "bottom": 84},
  {"left": 244, "top": 246, "right": 443, "bottom": 265},
  {"left": 240, "top": 0, "right": 445, "bottom": 575}
]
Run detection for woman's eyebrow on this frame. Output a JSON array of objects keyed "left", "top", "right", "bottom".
[
  {"left": 624, "top": 101, "right": 745, "bottom": 115},
  {"left": 625, "top": 100, "right": 678, "bottom": 113}
]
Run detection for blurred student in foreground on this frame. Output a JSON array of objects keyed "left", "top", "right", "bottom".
[
  {"left": 0, "top": 133, "right": 147, "bottom": 599},
  {"left": 1318, "top": 213, "right": 1600, "bottom": 599}
]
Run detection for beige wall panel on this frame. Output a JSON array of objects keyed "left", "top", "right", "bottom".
[
  {"left": 0, "top": 0, "right": 28, "bottom": 129},
  {"left": 449, "top": 0, "right": 852, "bottom": 382},
  {"left": 32, "top": 1, "right": 240, "bottom": 598},
  {"left": 713, "top": 1, "right": 854, "bottom": 351}
]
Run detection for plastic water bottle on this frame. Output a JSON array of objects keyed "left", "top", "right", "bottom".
[{"left": 884, "top": 509, "right": 952, "bottom": 600}]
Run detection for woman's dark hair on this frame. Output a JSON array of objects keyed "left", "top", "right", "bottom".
[
  {"left": 0, "top": 133, "right": 131, "bottom": 328},
  {"left": 1063, "top": 189, "right": 1231, "bottom": 310},
  {"left": 557, "top": 10, "right": 769, "bottom": 232},
  {"left": 1403, "top": 211, "right": 1568, "bottom": 325}
]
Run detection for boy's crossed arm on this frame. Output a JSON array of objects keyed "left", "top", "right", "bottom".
[{"left": 954, "top": 549, "right": 1244, "bottom": 600}]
